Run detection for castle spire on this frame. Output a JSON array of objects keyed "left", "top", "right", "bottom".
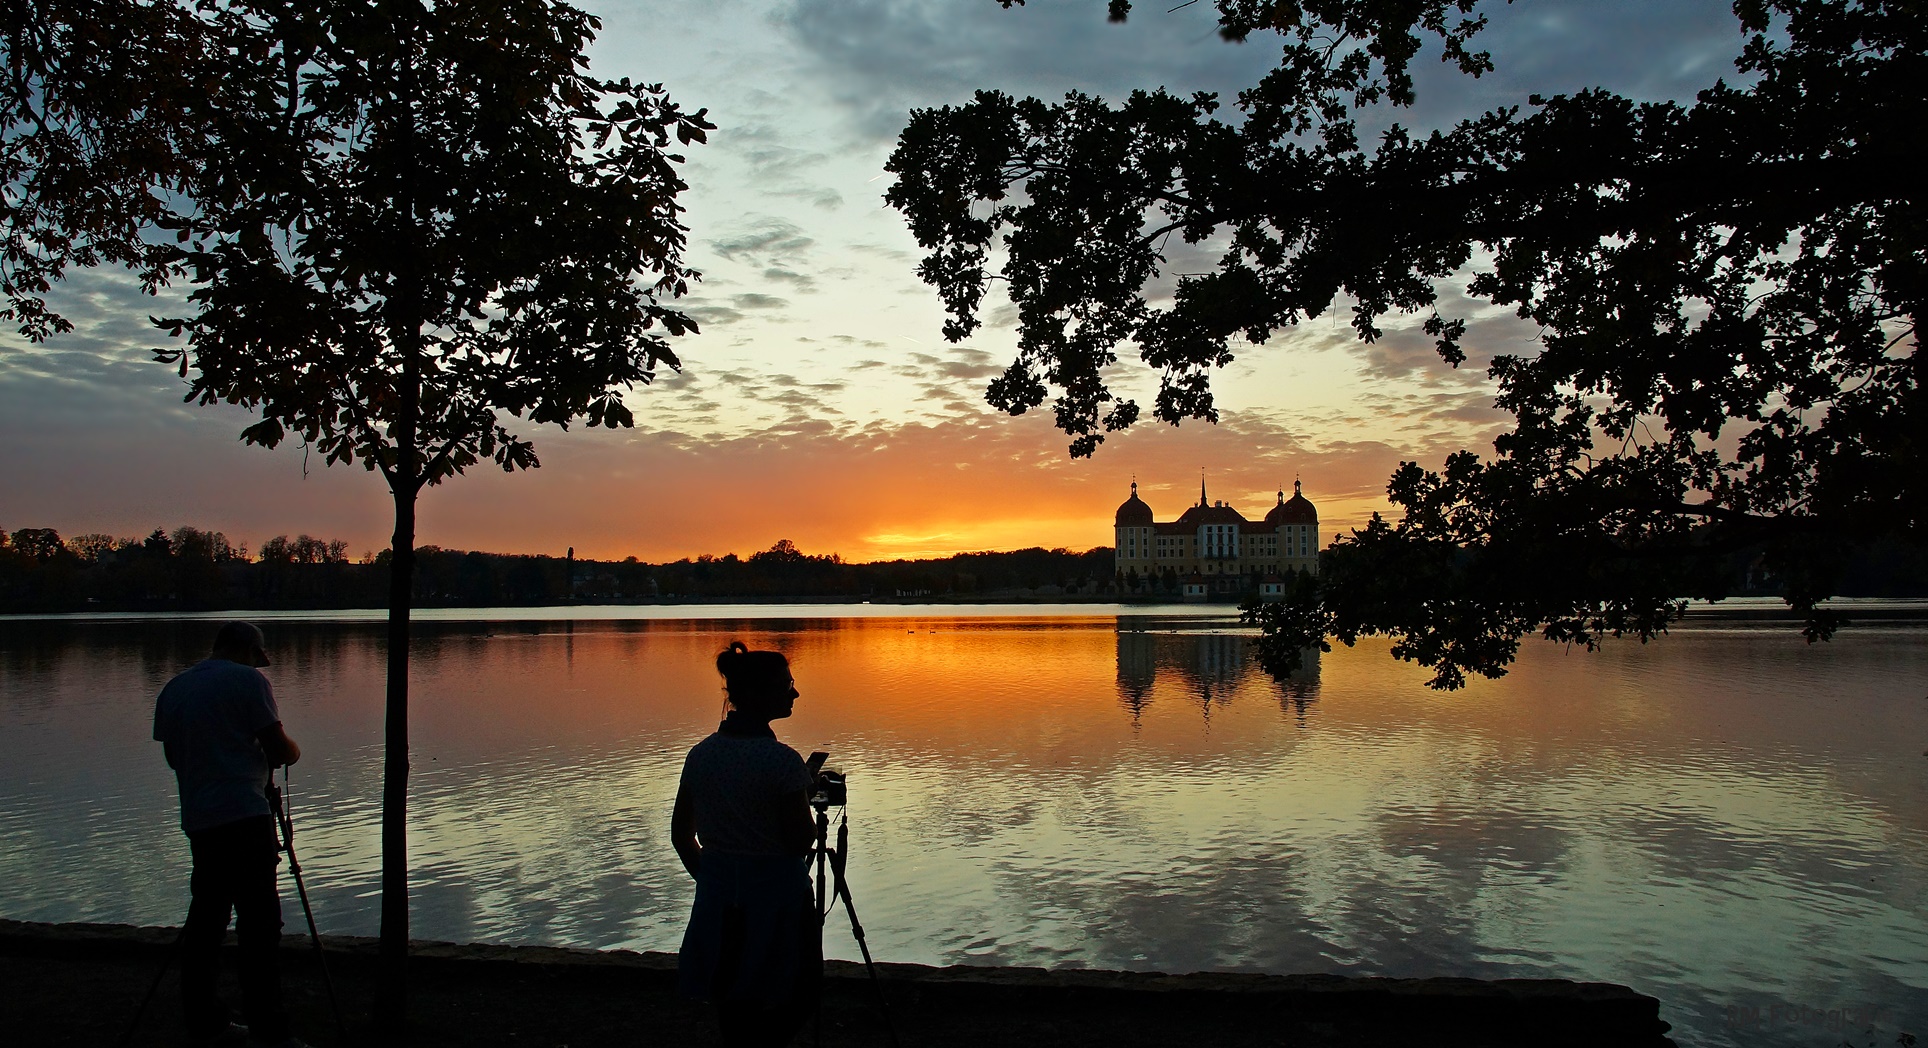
[{"left": 1199, "top": 470, "right": 1207, "bottom": 507}]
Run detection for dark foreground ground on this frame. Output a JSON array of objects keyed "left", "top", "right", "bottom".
[{"left": 0, "top": 920, "right": 1675, "bottom": 1047}]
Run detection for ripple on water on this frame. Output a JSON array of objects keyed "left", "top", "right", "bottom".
[{"left": 2, "top": 616, "right": 1925, "bottom": 1048}]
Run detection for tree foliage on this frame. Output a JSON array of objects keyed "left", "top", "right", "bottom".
[
  {"left": 887, "top": 0, "right": 1925, "bottom": 687},
  {"left": 8, "top": 0, "right": 711, "bottom": 496},
  {"left": 0, "top": 0, "right": 232, "bottom": 339},
  {"left": 153, "top": 0, "right": 710, "bottom": 493}
]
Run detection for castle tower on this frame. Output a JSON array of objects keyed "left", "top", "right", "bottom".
[
  {"left": 1262, "top": 478, "right": 1320, "bottom": 576},
  {"left": 1113, "top": 480, "right": 1155, "bottom": 581}
]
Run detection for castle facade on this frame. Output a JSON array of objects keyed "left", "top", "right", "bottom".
[{"left": 1112, "top": 479, "right": 1320, "bottom": 596}]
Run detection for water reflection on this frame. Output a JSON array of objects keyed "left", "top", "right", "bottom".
[
  {"left": 1, "top": 612, "right": 1924, "bottom": 1048},
  {"left": 1115, "top": 624, "right": 1318, "bottom": 726}
]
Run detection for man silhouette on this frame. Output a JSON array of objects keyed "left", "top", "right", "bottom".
[{"left": 153, "top": 621, "right": 306, "bottom": 1048}]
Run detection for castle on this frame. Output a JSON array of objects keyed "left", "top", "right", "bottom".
[{"left": 1112, "top": 478, "right": 1320, "bottom": 597}]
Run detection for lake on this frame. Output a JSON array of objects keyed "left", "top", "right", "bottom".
[{"left": 2, "top": 605, "right": 1924, "bottom": 1047}]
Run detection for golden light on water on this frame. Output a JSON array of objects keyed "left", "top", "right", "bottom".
[{"left": 3, "top": 613, "right": 1924, "bottom": 1048}]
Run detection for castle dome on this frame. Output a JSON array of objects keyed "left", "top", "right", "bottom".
[
  {"left": 1115, "top": 481, "right": 1154, "bottom": 526},
  {"left": 1265, "top": 480, "right": 1318, "bottom": 526}
]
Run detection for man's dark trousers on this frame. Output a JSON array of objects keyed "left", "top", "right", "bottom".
[{"left": 182, "top": 814, "right": 289, "bottom": 1041}]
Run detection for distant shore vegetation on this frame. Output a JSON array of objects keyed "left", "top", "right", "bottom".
[
  {"left": 0, "top": 528, "right": 1125, "bottom": 611},
  {"left": 6, "top": 525, "right": 1928, "bottom": 614}
]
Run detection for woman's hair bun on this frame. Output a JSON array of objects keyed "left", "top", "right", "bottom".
[
  {"left": 716, "top": 640, "right": 751, "bottom": 674},
  {"left": 715, "top": 641, "right": 791, "bottom": 698}
]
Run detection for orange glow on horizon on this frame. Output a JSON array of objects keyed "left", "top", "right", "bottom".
[
  {"left": 3, "top": 380, "right": 1497, "bottom": 563},
  {"left": 401, "top": 411, "right": 1466, "bottom": 563}
]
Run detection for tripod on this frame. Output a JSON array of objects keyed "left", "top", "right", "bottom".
[
  {"left": 810, "top": 801, "right": 899, "bottom": 1048},
  {"left": 268, "top": 766, "right": 349, "bottom": 1040}
]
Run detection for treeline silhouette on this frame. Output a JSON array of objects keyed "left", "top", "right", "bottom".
[{"left": 0, "top": 528, "right": 1119, "bottom": 611}]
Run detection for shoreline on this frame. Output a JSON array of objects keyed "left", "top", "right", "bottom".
[
  {"left": 5, "top": 595, "right": 1927, "bottom": 624},
  {"left": 2, "top": 918, "right": 1675, "bottom": 1047}
]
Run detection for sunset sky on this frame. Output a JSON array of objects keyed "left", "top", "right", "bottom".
[{"left": 0, "top": 0, "right": 1748, "bottom": 562}]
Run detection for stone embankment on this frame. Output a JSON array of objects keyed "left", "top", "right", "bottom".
[{"left": 0, "top": 919, "right": 1675, "bottom": 1047}]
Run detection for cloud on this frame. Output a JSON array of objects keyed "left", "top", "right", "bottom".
[
  {"left": 899, "top": 347, "right": 1001, "bottom": 384},
  {"left": 707, "top": 117, "right": 850, "bottom": 214},
  {"left": 0, "top": 348, "right": 393, "bottom": 548},
  {"left": 780, "top": 186, "right": 845, "bottom": 210},
  {"left": 845, "top": 241, "right": 915, "bottom": 265},
  {"left": 717, "top": 118, "right": 831, "bottom": 178},
  {"left": 1352, "top": 302, "right": 1538, "bottom": 391},
  {"left": 707, "top": 218, "right": 816, "bottom": 265},
  {"left": 683, "top": 302, "right": 747, "bottom": 327},
  {"left": 1471, "top": 2, "right": 1749, "bottom": 104},
  {"left": 781, "top": 0, "right": 1745, "bottom": 143},
  {"left": 826, "top": 334, "right": 889, "bottom": 351},
  {"left": 779, "top": 0, "right": 1278, "bottom": 138},
  {"left": 761, "top": 267, "right": 817, "bottom": 291}
]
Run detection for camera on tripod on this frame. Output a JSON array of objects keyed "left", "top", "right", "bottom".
[
  {"left": 801, "top": 750, "right": 896, "bottom": 1045},
  {"left": 807, "top": 750, "right": 846, "bottom": 808}
]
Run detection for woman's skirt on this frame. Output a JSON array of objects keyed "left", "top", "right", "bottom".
[{"left": 678, "top": 851, "right": 821, "bottom": 1008}]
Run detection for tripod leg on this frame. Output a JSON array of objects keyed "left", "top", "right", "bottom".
[
  {"left": 285, "top": 846, "right": 349, "bottom": 1039},
  {"left": 811, "top": 808, "right": 830, "bottom": 1048},
  {"left": 276, "top": 770, "right": 350, "bottom": 1039},
  {"left": 828, "top": 833, "right": 900, "bottom": 1048}
]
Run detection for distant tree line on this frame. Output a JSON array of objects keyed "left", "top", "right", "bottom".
[
  {"left": 0, "top": 525, "right": 355, "bottom": 609},
  {"left": 7, "top": 525, "right": 1924, "bottom": 613},
  {"left": 0, "top": 529, "right": 1120, "bottom": 611}
]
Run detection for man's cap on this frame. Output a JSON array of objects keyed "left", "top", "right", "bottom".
[{"left": 211, "top": 621, "right": 271, "bottom": 668}]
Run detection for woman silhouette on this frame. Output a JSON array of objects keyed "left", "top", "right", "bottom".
[{"left": 672, "top": 642, "right": 821, "bottom": 1047}]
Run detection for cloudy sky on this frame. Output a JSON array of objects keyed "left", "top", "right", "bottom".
[{"left": 0, "top": 0, "right": 1750, "bottom": 562}]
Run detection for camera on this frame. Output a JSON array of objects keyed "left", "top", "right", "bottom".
[
  {"left": 812, "top": 768, "right": 847, "bottom": 808},
  {"left": 806, "top": 750, "right": 847, "bottom": 807}
]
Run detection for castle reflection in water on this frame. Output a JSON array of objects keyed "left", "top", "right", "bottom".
[{"left": 1114, "top": 620, "right": 1318, "bottom": 726}]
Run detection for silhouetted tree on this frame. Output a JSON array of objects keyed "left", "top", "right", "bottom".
[
  {"left": 166, "top": 526, "right": 239, "bottom": 605},
  {"left": 26, "top": 0, "right": 714, "bottom": 1022},
  {"left": 3, "top": 527, "right": 76, "bottom": 602},
  {"left": 750, "top": 538, "right": 808, "bottom": 564},
  {"left": 66, "top": 533, "right": 123, "bottom": 561},
  {"left": 889, "top": 0, "right": 1924, "bottom": 687},
  {"left": 10, "top": 527, "right": 67, "bottom": 559},
  {"left": 141, "top": 527, "right": 172, "bottom": 558}
]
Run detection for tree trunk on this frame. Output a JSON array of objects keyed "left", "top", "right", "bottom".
[
  {"left": 376, "top": 479, "right": 415, "bottom": 1029},
  {"left": 376, "top": 7, "right": 424, "bottom": 1032},
  {"left": 377, "top": 338, "right": 420, "bottom": 1029}
]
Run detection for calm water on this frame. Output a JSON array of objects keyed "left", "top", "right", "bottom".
[{"left": 2, "top": 607, "right": 1924, "bottom": 1048}]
